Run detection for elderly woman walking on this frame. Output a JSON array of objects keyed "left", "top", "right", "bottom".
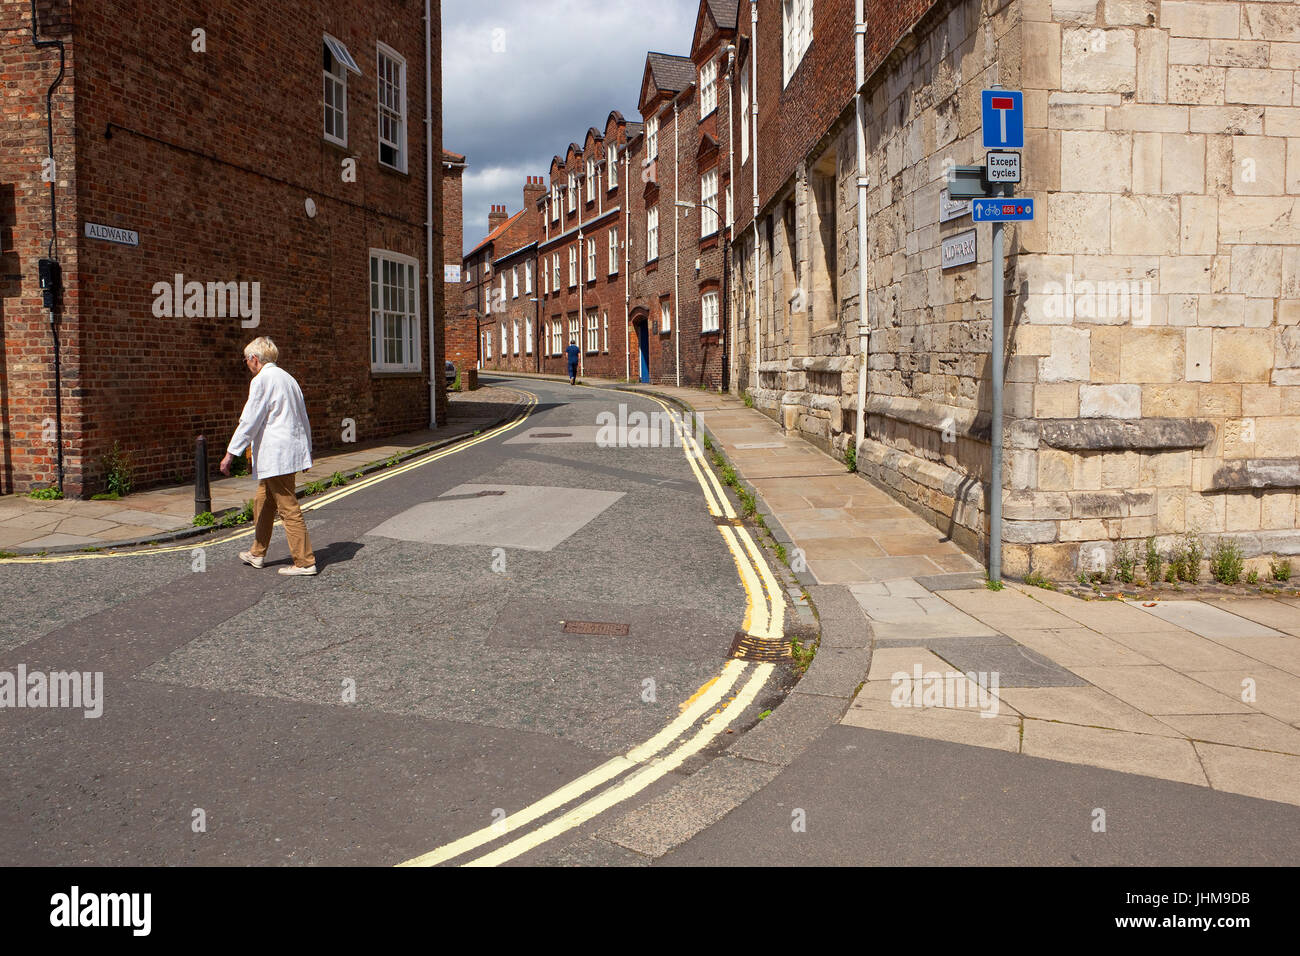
[{"left": 220, "top": 336, "right": 318, "bottom": 575}]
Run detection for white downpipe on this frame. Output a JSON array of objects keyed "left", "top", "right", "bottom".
[
  {"left": 424, "top": 0, "right": 437, "bottom": 426},
  {"left": 725, "top": 44, "right": 736, "bottom": 394},
  {"left": 624, "top": 145, "right": 631, "bottom": 382},
  {"left": 578, "top": 226, "right": 585, "bottom": 377},
  {"left": 853, "top": 0, "right": 870, "bottom": 466},
  {"left": 750, "top": 0, "right": 760, "bottom": 396},
  {"left": 673, "top": 99, "right": 681, "bottom": 388}
]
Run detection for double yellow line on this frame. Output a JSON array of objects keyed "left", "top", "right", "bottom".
[
  {"left": 398, "top": 387, "right": 786, "bottom": 867},
  {"left": 0, "top": 393, "right": 537, "bottom": 565}
]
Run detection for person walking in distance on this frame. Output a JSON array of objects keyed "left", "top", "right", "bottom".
[
  {"left": 565, "top": 337, "right": 580, "bottom": 386},
  {"left": 221, "top": 336, "right": 318, "bottom": 576}
]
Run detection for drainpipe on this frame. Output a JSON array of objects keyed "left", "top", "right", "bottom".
[
  {"left": 723, "top": 43, "right": 736, "bottom": 393},
  {"left": 577, "top": 226, "right": 584, "bottom": 377},
  {"left": 424, "top": 0, "right": 438, "bottom": 425},
  {"left": 624, "top": 143, "right": 631, "bottom": 382},
  {"left": 673, "top": 98, "right": 681, "bottom": 387},
  {"left": 750, "top": 0, "right": 760, "bottom": 396},
  {"left": 30, "top": 0, "right": 66, "bottom": 493},
  {"left": 853, "top": 0, "right": 871, "bottom": 464}
]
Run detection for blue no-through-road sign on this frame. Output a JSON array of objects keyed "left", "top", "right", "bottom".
[
  {"left": 981, "top": 90, "right": 1024, "bottom": 149},
  {"left": 972, "top": 197, "right": 1034, "bottom": 222}
]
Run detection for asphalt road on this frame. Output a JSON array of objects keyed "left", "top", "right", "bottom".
[{"left": 0, "top": 375, "right": 789, "bottom": 865}]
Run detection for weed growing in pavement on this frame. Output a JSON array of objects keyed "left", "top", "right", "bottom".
[
  {"left": 1181, "top": 532, "right": 1204, "bottom": 583},
  {"left": 774, "top": 542, "right": 788, "bottom": 565},
  {"left": 757, "top": 709, "right": 772, "bottom": 720},
  {"left": 1271, "top": 554, "right": 1293, "bottom": 582},
  {"left": 303, "top": 479, "right": 328, "bottom": 496},
  {"left": 844, "top": 441, "right": 857, "bottom": 472},
  {"left": 329, "top": 471, "right": 345, "bottom": 488},
  {"left": 27, "top": 486, "right": 62, "bottom": 500},
  {"left": 353, "top": 471, "right": 364, "bottom": 481},
  {"left": 102, "top": 441, "right": 134, "bottom": 497},
  {"left": 743, "top": 391, "right": 754, "bottom": 408},
  {"left": 985, "top": 577, "right": 1004, "bottom": 591},
  {"left": 1144, "top": 536, "right": 1162, "bottom": 585},
  {"left": 702, "top": 434, "right": 713, "bottom": 452},
  {"left": 386, "top": 455, "right": 400, "bottom": 468},
  {"left": 789, "top": 633, "right": 816, "bottom": 672},
  {"left": 1210, "top": 539, "right": 1244, "bottom": 585},
  {"left": 193, "top": 512, "right": 215, "bottom": 527},
  {"left": 1113, "top": 540, "right": 1136, "bottom": 584},
  {"left": 0, "top": 551, "right": 17, "bottom": 559},
  {"left": 1023, "top": 570, "right": 1055, "bottom": 590},
  {"left": 721, "top": 464, "right": 737, "bottom": 486},
  {"left": 90, "top": 492, "right": 120, "bottom": 501},
  {"left": 219, "top": 501, "right": 253, "bottom": 528},
  {"left": 1247, "top": 569, "right": 1260, "bottom": 585}
]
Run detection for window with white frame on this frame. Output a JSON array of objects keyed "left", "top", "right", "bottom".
[
  {"left": 512, "top": 319, "right": 520, "bottom": 354},
  {"left": 500, "top": 322, "right": 506, "bottom": 355},
  {"left": 323, "top": 35, "right": 358, "bottom": 147},
  {"left": 699, "top": 57, "right": 718, "bottom": 116},
  {"left": 568, "top": 315, "right": 579, "bottom": 345},
  {"left": 740, "top": 61, "right": 750, "bottom": 164},
  {"left": 551, "top": 184, "right": 560, "bottom": 221},
  {"left": 552, "top": 320, "right": 562, "bottom": 354},
  {"left": 512, "top": 267, "right": 519, "bottom": 299},
  {"left": 647, "top": 205, "right": 659, "bottom": 262},
  {"left": 587, "top": 237, "right": 596, "bottom": 279},
  {"left": 484, "top": 329, "right": 492, "bottom": 359},
  {"left": 607, "top": 145, "right": 618, "bottom": 188},
  {"left": 701, "top": 169, "right": 719, "bottom": 237},
  {"left": 499, "top": 274, "right": 506, "bottom": 309},
  {"left": 608, "top": 228, "right": 619, "bottom": 274},
  {"left": 377, "top": 43, "right": 407, "bottom": 171},
  {"left": 701, "top": 290, "right": 720, "bottom": 332},
  {"left": 659, "top": 296, "right": 672, "bottom": 333},
  {"left": 782, "top": 0, "right": 813, "bottom": 86},
  {"left": 586, "top": 157, "right": 596, "bottom": 201},
  {"left": 542, "top": 257, "right": 549, "bottom": 295},
  {"left": 726, "top": 182, "right": 733, "bottom": 228},
  {"left": 586, "top": 310, "right": 599, "bottom": 353},
  {"left": 602, "top": 312, "right": 609, "bottom": 352},
  {"left": 567, "top": 174, "right": 577, "bottom": 212},
  {"left": 525, "top": 318, "right": 533, "bottom": 354},
  {"left": 553, "top": 253, "right": 560, "bottom": 289},
  {"left": 524, "top": 261, "right": 533, "bottom": 294},
  {"left": 647, "top": 114, "right": 659, "bottom": 160},
  {"left": 484, "top": 279, "right": 492, "bottom": 315},
  {"left": 369, "top": 250, "right": 420, "bottom": 371},
  {"left": 568, "top": 246, "right": 577, "bottom": 287}
]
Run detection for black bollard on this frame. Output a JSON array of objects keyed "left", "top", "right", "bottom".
[{"left": 195, "top": 435, "right": 211, "bottom": 516}]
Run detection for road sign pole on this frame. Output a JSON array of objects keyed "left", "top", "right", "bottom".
[{"left": 989, "top": 190, "right": 1005, "bottom": 584}]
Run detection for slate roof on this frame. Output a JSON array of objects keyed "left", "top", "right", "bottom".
[
  {"left": 706, "top": 0, "right": 739, "bottom": 29},
  {"left": 646, "top": 52, "right": 696, "bottom": 93}
]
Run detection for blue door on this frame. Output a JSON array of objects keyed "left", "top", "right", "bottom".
[{"left": 636, "top": 320, "right": 649, "bottom": 383}]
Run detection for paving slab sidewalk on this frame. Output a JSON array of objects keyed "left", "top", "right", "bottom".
[
  {"left": 581, "top": 374, "right": 1300, "bottom": 808},
  {"left": 0, "top": 386, "right": 524, "bottom": 553}
]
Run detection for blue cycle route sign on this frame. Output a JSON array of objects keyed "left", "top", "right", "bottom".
[{"left": 972, "top": 198, "right": 1034, "bottom": 222}]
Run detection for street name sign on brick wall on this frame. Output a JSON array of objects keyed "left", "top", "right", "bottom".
[{"left": 84, "top": 222, "right": 139, "bottom": 246}]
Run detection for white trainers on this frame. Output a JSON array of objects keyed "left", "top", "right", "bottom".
[
  {"left": 278, "top": 564, "right": 318, "bottom": 576},
  {"left": 239, "top": 551, "right": 265, "bottom": 569}
]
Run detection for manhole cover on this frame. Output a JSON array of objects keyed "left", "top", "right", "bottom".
[
  {"left": 729, "top": 631, "right": 791, "bottom": 662},
  {"left": 562, "top": 620, "right": 630, "bottom": 636},
  {"left": 531, "top": 432, "right": 573, "bottom": 438}
]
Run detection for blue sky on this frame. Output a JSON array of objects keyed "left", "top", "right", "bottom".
[{"left": 443, "top": 0, "right": 700, "bottom": 252}]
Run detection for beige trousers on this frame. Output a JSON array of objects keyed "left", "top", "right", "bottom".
[{"left": 250, "top": 473, "right": 315, "bottom": 567}]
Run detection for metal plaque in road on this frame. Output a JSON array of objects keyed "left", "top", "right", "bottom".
[
  {"left": 981, "top": 90, "right": 1024, "bottom": 149},
  {"left": 941, "top": 229, "right": 977, "bottom": 269},
  {"left": 972, "top": 198, "right": 1035, "bottom": 222},
  {"left": 985, "top": 151, "right": 1021, "bottom": 183}
]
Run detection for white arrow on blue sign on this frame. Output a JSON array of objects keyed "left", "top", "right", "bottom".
[
  {"left": 972, "top": 198, "right": 1034, "bottom": 222},
  {"left": 981, "top": 90, "right": 1024, "bottom": 149}
]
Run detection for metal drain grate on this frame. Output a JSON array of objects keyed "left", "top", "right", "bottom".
[
  {"left": 728, "top": 631, "right": 792, "bottom": 662},
  {"left": 562, "top": 620, "right": 630, "bottom": 636}
]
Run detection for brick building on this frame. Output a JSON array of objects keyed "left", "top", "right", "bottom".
[
  {"left": 443, "top": 149, "right": 474, "bottom": 373},
  {"left": 461, "top": 177, "right": 544, "bottom": 371},
  {"left": 0, "top": 0, "right": 443, "bottom": 497},
  {"left": 728, "top": 0, "right": 1300, "bottom": 577}
]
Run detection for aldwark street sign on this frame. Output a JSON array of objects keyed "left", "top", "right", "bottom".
[
  {"left": 84, "top": 222, "right": 139, "bottom": 246},
  {"left": 941, "top": 229, "right": 976, "bottom": 269}
]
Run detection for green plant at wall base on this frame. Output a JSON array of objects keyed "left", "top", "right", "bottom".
[
  {"left": 1272, "top": 554, "right": 1293, "bottom": 581},
  {"left": 230, "top": 451, "right": 251, "bottom": 477},
  {"left": 1113, "top": 541, "right": 1136, "bottom": 584},
  {"left": 1144, "top": 536, "right": 1162, "bottom": 585},
  {"left": 1209, "top": 539, "right": 1244, "bottom": 585},
  {"left": 721, "top": 464, "right": 737, "bottom": 486},
  {"left": 743, "top": 392, "right": 754, "bottom": 409},
  {"left": 193, "top": 511, "right": 215, "bottom": 527},
  {"left": 90, "top": 492, "right": 120, "bottom": 501},
  {"left": 1247, "top": 569, "right": 1260, "bottom": 585},
  {"left": 702, "top": 434, "right": 713, "bottom": 452},
  {"left": 985, "top": 577, "right": 1004, "bottom": 591},
  {"left": 27, "top": 486, "right": 63, "bottom": 500},
  {"left": 103, "top": 441, "right": 134, "bottom": 497},
  {"left": 844, "top": 441, "right": 857, "bottom": 472},
  {"left": 1180, "top": 532, "right": 1204, "bottom": 584},
  {"left": 774, "top": 542, "right": 788, "bottom": 565},
  {"left": 1023, "top": 570, "right": 1055, "bottom": 590}
]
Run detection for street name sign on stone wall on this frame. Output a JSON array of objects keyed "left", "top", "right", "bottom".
[
  {"left": 941, "top": 229, "right": 977, "bottom": 269},
  {"left": 939, "top": 188, "right": 971, "bottom": 223}
]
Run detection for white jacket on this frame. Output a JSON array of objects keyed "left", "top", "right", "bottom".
[{"left": 227, "top": 363, "right": 314, "bottom": 479}]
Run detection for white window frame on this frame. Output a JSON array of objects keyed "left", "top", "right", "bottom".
[
  {"left": 551, "top": 184, "right": 560, "bottom": 221},
  {"left": 322, "top": 36, "right": 353, "bottom": 147},
  {"left": 586, "top": 310, "right": 599, "bottom": 354},
  {"left": 512, "top": 319, "right": 520, "bottom": 355},
  {"left": 553, "top": 253, "right": 561, "bottom": 290},
  {"left": 699, "top": 57, "right": 718, "bottom": 117},
  {"left": 586, "top": 157, "right": 596, "bottom": 201},
  {"left": 376, "top": 42, "right": 407, "bottom": 172},
  {"left": 525, "top": 318, "right": 533, "bottom": 354},
  {"left": 607, "top": 145, "right": 618, "bottom": 189},
  {"left": 726, "top": 182, "right": 733, "bottom": 229},
  {"left": 647, "top": 205, "right": 659, "bottom": 262},
  {"left": 552, "top": 320, "right": 561, "bottom": 355},
  {"left": 701, "top": 169, "right": 719, "bottom": 237},
  {"left": 569, "top": 315, "right": 580, "bottom": 346},
  {"left": 567, "top": 174, "right": 577, "bottom": 212},
  {"left": 500, "top": 322, "right": 507, "bottom": 356},
  {"left": 782, "top": 0, "right": 813, "bottom": 87},
  {"left": 542, "top": 258, "right": 549, "bottom": 295},
  {"left": 647, "top": 114, "right": 659, "bottom": 160},
  {"left": 524, "top": 261, "right": 533, "bottom": 294},
  {"left": 499, "top": 274, "right": 506, "bottom": 308},
  {"left": 568, "top": 246, "right": 577, "bottom": 287},
  {"left": 369, "top": 248, "right": 420, "bottom": 372},
  {"left": 660, "top": 296, "right": 672, "bottom": 333},
  {"left": 702, "top": 290, "right": 720, "bottom": 333},
  {"left": 512, "top": 267, "right": 519, "bottom": 299},
  {"left": 587, "top": 237, "right": 596, "bottom": 279},
  {"left": 484, "top": 329, "right": 492, "bottom": 360},
  {"left": 602, "top": 312, "right": 609, "bottom": 352},
  {"left": 608, "top": 228, "right": 619, "bottom": 275}
]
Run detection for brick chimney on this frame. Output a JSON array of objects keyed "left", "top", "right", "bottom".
[
  {"left": 523, "top": 175, "right": 546, "bottom": 211},
  {"left": 487, "top": 203, "right": 508, "bottom": 233}
]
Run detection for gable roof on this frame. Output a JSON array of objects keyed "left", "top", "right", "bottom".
[
  {"left": 646, "top": 52, "right": 695, "bottom": 93},
  {"left": 467, "top": 209, "right": 525, "bottom": 257},
  {"left": 706, "top": 0, "right": 739, "bottom": 28}
]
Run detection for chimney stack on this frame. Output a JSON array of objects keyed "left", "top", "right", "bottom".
[
  {"left": 523, "top": 175, "right": 546, "bottom": 211},
  {"left": 487, "top": 203, "right": 508, "bottom": 233}
]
